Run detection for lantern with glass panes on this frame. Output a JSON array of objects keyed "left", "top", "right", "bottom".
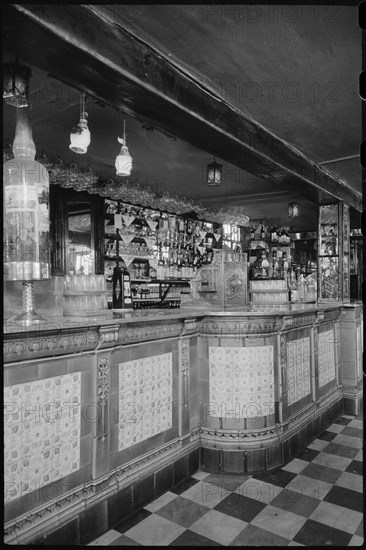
[
  {"left": 288, "top": 202, "right": 300, "bottom": 218},
  {"left": 207, "top": 158, "right": 222, "bottom": 187}
]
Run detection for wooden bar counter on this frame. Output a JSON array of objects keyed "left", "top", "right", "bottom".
[{"left": 4, "top": 303, "right": 361, "bottom": 544}]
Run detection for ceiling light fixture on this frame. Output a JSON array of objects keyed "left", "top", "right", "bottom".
[
  {"left": 115, "top": 118, "right": 133, "bottom": 176},
  {"left": 207, "top": 157, "right": 222, "bottom": 187},
  {"left": 288, "top": 201, "right": 300, "bottom": 218},
  {"left": 69, "top": 91, "right": 90, "bottom": 154},
  {"left": 3, "top": 61, "right": 32, "bottom": 108}
]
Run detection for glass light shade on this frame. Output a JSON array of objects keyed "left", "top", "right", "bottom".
[
  {"left": 69, "top": 116, "right": 91, "bottom": 154},
  {"left": 115, "top": 140, "right": 133, "bottom": 176},
  {"left": 3, "top": 108, "right": 50, "bottom": 281},
  {"left": 288, "top": 201, "right": 299, "bottom": 218},
  {"left": 207, "top": 160, "right": 222, "bottom": 186}
]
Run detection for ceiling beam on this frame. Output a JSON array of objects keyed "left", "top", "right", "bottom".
[{"left": 4, "top": 4, "right": 361, "bottom": 211}]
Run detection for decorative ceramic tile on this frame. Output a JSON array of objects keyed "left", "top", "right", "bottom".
[
  {"left": 4, "top": 373, "right": 81, "bottom": 503},
  {"left": 118, "top": 353, "right": 172, "bottom": 451},
  {"left": 209, "top": 346, "right": 274, "bottom": 418},
  {"left": 209, "top": 347, "right": 232, "bottom": 416},
  {"left": 287, "top": 337, "right": 311, "bottom": 405},
  {"left": 318, "top": 329, "right": 336, "bottom": 387}
]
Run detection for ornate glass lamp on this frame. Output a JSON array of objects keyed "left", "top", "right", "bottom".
[
  {"left": 207, "top": 158, "right": 222, "bottom": 187},
  {"left": 69, "top": 92, "right": 90, "bottom": 154},
  {"left": 3, "top": 104, "right": 50, "bottom": 324},
  {"left": 115, "top": 119, "right": 133, "bottom": 176}
]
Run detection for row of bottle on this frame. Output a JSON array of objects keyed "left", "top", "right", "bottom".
[
  {"left": 106, "top": 224, "right": 217, "bottom": 251},
  {"left": 288, "top": 273, "right": 317, "bottom": 302},
  {"left": 251, "top": 250, "right": 291, "bottom": 279},
  {"left": 106, "top": 200, "right": 218, "bottom": 242},
  {"left": 250, "top": 223, "right": 291, "bottom": 244},
  {"left": 106, "top": 261, "right": 195, "bottom": 282},
  {"left": 133, "top": 300, "right": 181, "bottom": 310},
  {"left": 105, "top": 241, "right": 151, "bottom": 258},
  {"left": 156, "top": 264, "right": 195, "bottom": 280}
]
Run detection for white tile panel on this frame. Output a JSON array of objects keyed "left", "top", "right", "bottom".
[
  {"left": 209, "top": 346, "right": 274, "bottom": 418},
  {"left": 4, "top": 373, "right": 81, "bottom": 503},
  {"left": 118, "top": 353, "right": 172, "bottom": 451}
]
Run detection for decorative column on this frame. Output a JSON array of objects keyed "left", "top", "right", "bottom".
[
  {"left": 91, "top": 325, "right": 118, "bottom": 479},
  {"left": 178, "top": 338, "right": 190, "bottom": 439}
]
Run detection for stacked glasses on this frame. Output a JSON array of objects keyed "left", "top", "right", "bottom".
[{"left": 63, "top": 275, "right": 109, "bottom": 316}]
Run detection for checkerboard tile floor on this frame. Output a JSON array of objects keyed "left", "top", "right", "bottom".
[{"left": 89, "top": 414, "right": 363, "bottom": 546}]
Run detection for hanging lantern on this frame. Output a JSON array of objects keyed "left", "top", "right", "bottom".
[
  {"left": 207, "top": 158, "right": 222, "bottom": 187},
  {"left": 69, "top": 92, "right": 90, "bottom": 154},
  {"left": 115, "top": 119, "right": 133, "bottom": 176},
  {"left": 288, "top": 201, "right": 300, "bottom": 218},
  {"left": 3, "top": 61, "right": 32, "bottom": 108},
  {"left": 3, "top": 105, "right": 50, "bottom": 323}
]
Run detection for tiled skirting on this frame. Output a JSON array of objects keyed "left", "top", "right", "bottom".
[
  {"left": 200, "top": 397, "right": 343, "bottom": 474},
  {"left": 343, "top": 393, "right": 363, "bottom": 416},
  {"left": 16, "top": 447, "right": 200, "bottom": 546}
]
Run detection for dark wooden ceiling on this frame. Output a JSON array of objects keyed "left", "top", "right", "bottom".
[{"left": 3, "top": 4, "right": 361, "bottom": 231}]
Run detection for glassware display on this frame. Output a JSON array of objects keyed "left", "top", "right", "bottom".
[
  {"left": 350, "top": 233, "right": 362, "bottom": 300},
  {"left": 342, "top": 203, "right": 350, "bottom": 301},
  {"left": 249, "top": 279, "right": 289, "bottom": 304},
  {"left": 103, "top": 199, "right": 225, "bottom": 308},
  {"left": 318, "top": 204, "right": 340, "bottom": 301},
  {"left": 63, "top": 274, "right": 109, "bottom": 315}
]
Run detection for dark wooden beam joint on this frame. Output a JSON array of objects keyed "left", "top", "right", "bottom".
[{"left": 6, "top": 4, "right": 362, "bottom": 211}]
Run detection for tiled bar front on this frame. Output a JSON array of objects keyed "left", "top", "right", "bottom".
[
  {"left": 4, "top": 315, "right": 201, "bottom": 545},
  {"left": 3, "top": 305, "right": 354, "bottom": 544},
  {"left": 198, "top": 308, "right": 343, "bottom": 474}
]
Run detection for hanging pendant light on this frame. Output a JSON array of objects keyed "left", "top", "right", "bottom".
[
  {"left": 3, "top": 61, "right": 32, "bottom": 108},
  {"left": 69, "top": 91, "right": 90, "bottom": 154},
  {"left": 288, "top": 201, "right": 300, "bottom": 218},
  {"left": 115, "top": 119, "right": 133, "bottom": 176},
  {"left": 207, "top": 157, "right": 222, "bottom": 187}
]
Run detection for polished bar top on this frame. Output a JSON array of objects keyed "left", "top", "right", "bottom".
[{"left": 3, "top": 302, "right": 351, "bottom": 335}]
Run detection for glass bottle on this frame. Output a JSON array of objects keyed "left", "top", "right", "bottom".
[
  {"left": 178, "top": 217, "right": 185, "bottom": 233},
  {"left": 298, "top": 274, "right": 305, "bottom": 301},
  {"left": 289, "top": 277, "right": 298, "bottom": 302},
  {"left": 4, "top": 107, "right": 50, "bottom": 281}
]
